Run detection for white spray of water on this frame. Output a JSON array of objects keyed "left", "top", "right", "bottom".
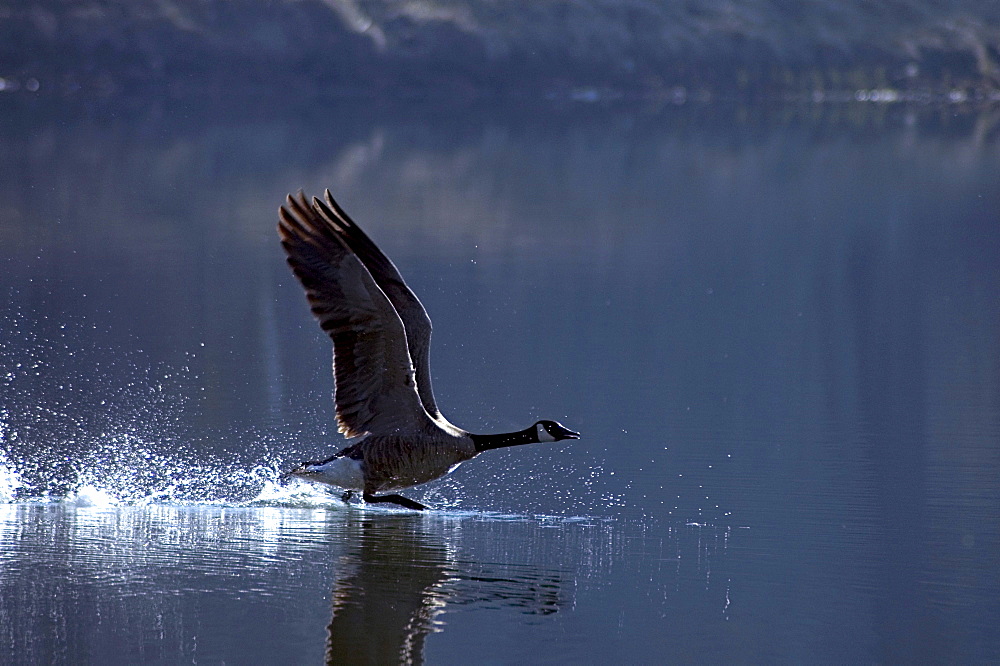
[
  {"left": 0, "top": 413, "right": 25, "bottom": 503},
  {"left": 0, "top": 460, "right": 23, "bottom": 503}
]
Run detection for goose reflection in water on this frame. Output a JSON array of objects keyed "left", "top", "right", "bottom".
[{"left": 325, "top": 514, "right": 564, "bottom": 664}]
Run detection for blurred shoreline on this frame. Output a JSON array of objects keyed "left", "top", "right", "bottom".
[{"left": 3, "top": 1, "right": 1000, "bottom": 104}]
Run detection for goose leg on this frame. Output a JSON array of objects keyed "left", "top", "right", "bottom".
[
  {"left": 362, "top": 492, "right": 427, "bottom": 511},
  {"left": 341, "top": 490, "right": 355, "bottom": 503}
]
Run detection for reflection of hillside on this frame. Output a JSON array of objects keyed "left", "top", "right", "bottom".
[{"left": 3, "top": 103, "right": 998, "bottom": 253}]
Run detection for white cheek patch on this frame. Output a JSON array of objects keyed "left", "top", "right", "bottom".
[{"left": 536, "top": 423, "right": 557, "bottom": 442}]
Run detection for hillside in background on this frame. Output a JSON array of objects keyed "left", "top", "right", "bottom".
[{"left": 3, "top": 0, "right": 1000, "bottom": 102}]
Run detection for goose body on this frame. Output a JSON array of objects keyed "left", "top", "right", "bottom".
[{"left": 278, "top": 191, "right": 579, "bottom": 510}]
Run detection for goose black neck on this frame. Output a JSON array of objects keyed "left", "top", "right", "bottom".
[{"left": 471, "top": 426, "right": 538, "bottom": 453}]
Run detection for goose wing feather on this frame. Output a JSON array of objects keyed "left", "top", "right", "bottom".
[
  {"left": 278, "top": 193, "right": 434, "bottom": 438},
  {"left": 311, "top": 190, "right": 444, "bottom": 422}
]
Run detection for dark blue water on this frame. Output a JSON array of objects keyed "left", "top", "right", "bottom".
[{"left": 1, "top": 100, "right": 998, "bottom": 663}]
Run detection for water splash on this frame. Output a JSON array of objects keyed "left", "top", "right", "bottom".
[
  {"left": 250, "top": 476, "right": 346, "bottom": 507},
  {"left": 0, "top": 456, "right": 24, "bottom": 503},
  {"left": 0, "top": 413, "right": 24, "bottom": 503},
  {"left": 63, "top": 484, "right": 120, "bottom": 508},
  {"left": 0, "top": 305, "right": 300, "bottom": 506}
]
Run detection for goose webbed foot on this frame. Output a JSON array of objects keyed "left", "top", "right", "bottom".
[{"left": 362, "top": 492, "right": 427, "bottom": 511}]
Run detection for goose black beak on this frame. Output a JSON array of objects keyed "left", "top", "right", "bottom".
[{"left": 553, "top": 424, "right": 581, "bottom": 440}]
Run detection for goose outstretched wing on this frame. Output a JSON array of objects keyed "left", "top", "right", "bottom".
[
  {"left": 279, "top": 193, "right": 434, "bottom": 438},
  {"left": 309, "top": 190, "right": 445, "bottom": 423}
]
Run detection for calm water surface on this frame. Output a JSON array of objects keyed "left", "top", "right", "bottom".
[{"left": 1, "top": 100, "right": 998, "bottom": 663}]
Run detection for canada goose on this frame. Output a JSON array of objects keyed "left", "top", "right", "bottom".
[{"left": 278, "top": 190, "right": 580, "bottom": 510}]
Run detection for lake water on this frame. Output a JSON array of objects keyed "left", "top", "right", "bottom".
[{"left": 1, "top": 98, "right": 998, "bottom": 663}]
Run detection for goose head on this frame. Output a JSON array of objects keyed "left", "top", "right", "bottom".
[{"left": 535, "top": 420, "right": 581, "bottom": 443}]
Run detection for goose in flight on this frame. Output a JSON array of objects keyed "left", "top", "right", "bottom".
[{"left": 278, "top": 191, "right": 580, "bottom": 510}]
